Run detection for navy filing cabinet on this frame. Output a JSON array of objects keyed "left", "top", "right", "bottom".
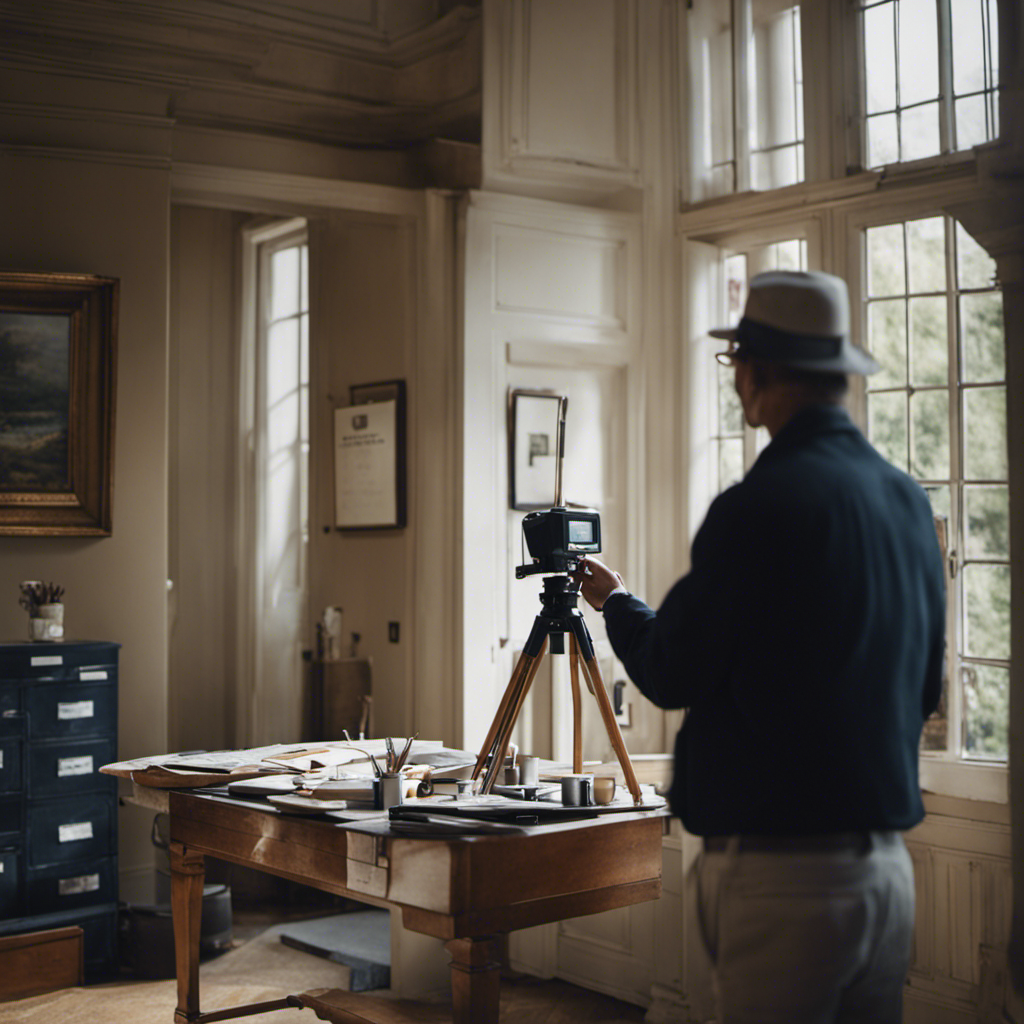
[{"left": 0, "top": 641, "right": 120, "bottom": 979}]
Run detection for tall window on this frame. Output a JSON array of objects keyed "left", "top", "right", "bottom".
[
  {"left": 864, "top": 215, "right": 1008, "bottom": 760},
  {"left": 245, "top": 222, "right": 310, "bottom": 743},
  {"left": 859, "top": 0, "right": 1000, "bottom": 167},
  {"left": 687, "top": 0, "right": 805, "bottom": 200}
]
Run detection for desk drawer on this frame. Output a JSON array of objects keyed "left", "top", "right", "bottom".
[
  {"left": 28, "top": 795, "right": 116, "bottom": 868},
  {"left": 28, "top": 737, "right": 117, "bottom": 799},
  {"left": 26, "top": 856, "right": 117, "bottom": 915},
  {"left": 25, "top": 681, "right": 116, "bottom": 739},
  {"left": 0, "top": 845, "right": 22, "bottom": 917}
]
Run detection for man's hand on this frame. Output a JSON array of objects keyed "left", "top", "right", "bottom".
[{"left": 571, "top": 555, "right": 626, "bottom": 611}]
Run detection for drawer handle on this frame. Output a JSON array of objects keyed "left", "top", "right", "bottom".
[
  {"left": 57, "top": 755, "right": 94, "bottom": 777},
  {"left": 58, "top": 873, "right": 100, "bottom": 896},
  {"left": 59, "top": 821, "right": 95, "bottom": 843},
  {"left": 58, "top": 700, "right": 95, "bottom": 720}
]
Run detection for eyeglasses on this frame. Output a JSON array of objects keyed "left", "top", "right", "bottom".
[{"left": 714, "top": 344, "right": 747, "bottom": 367}]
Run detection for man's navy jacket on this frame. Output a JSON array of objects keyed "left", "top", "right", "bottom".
[{"left": 603, "top": 404, "right": 946, "bottom": 836}]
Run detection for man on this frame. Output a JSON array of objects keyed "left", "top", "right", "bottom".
[{"left": 573, "top": 271, "right": 945, "bottom": 1024}]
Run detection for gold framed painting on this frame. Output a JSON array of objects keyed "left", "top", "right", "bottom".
[{"left": 0, "top": 272, "right": 118, "bottom": 535}]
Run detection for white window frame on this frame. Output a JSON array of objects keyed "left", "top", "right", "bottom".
[
  {"left": 237, "top": 216, "right": 310, "bottom": 747},
  {"left": 851, "top": 0, "right": 1002, "bottom": 171}
]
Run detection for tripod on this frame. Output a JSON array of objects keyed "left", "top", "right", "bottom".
[{"left": 472, "top": 574, "right": 643, "bottom": 805}]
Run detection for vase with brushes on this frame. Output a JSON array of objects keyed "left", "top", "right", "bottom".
[{"left": 19, "top": 581, "right": 65, "bottom": 641}]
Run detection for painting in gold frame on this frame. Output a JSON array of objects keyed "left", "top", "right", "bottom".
[{"left": 0, "top": 272, "right": 118, "bottom": 535}]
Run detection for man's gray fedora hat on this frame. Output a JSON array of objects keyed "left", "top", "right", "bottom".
[{"left": 710, "top": 270, "right": 880, "bottom": 375}]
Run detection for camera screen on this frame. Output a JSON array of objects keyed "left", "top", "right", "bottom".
[{"left": 568, "top": 520, "right": 594, "bottom": 544}]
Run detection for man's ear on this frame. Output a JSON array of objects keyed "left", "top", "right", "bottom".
[{"left": 750, "top": 361, "right": 770, "bottom": 391}]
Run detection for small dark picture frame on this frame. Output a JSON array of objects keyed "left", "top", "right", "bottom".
[
  {"left": 0, "top": 271, "right": 118, "bottom": 535},
  {"left": 334, "top": 379, "right": 406, "bottom": 530}
]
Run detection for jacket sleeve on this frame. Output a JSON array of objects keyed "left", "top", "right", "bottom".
[{"left": 601, "top": 487, "right": 744, "bottom": 711}]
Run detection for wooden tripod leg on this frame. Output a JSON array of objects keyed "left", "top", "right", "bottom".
[
  {"left": 568, "top": 635, "right": 583, "bottom": 774},
  {"left": 472, "top": 650, "right": 532, "bottom": 781},
  {"left": 577, "top": 654, "right": 644, "bottom": 805},
  {"left": 480, "top": 639, "right": 548, "bottom": 794}
]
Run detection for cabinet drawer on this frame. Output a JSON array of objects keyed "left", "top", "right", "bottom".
[
  {"left": 28, "top": 795, "right": 116, "bottom": 868},
  {"left": 26, "top": 856, "right": 117, "bottom": 915},
  {"left": 28, "top": 737, "right": 117, "bottom": 799},
  {"left": 0, "top": 735, "right": 22, "bottom": 794},
  {"left": 0, "top": 846, "right": 22, "bottom": 917},
  {"left": 25, "top": 681, "right": 117, "bottom": 739},
  {"left": 0, "top": 794, "right": 23, "bottom": 839},
  {"left": 0, "top": 684, "right": 18, "bottom": 716},
  {"left": 0, "top": 642, "right": 119, "bottom": 682}
]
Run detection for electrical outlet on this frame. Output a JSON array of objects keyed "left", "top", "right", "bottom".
[
  {"left": 615, "top": 702, "right": 631, "bottom": 727},
  {"left": 388, "top": 621, "right": 400, "bottom": 643}
]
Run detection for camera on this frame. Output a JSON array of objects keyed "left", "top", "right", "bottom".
[{"left": 516, "top": 505, "right": 601, "bottom": 578}]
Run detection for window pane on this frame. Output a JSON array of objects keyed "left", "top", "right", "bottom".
[
  {"left": 271, "top": 247, "right": 300, "bottom": 320},
  {"left": 866, "top": 112, "right": 899, "bottom": 167},
  {"left": 863, "top": 2, "right": 897, "bottom": 114},
  {"left": 748, "top": 2, "right": 804, "bottom": 189},
  {"left": 925, "top": 484, "right": 951, "bottom": 521},
  {"left": 267, "top": 319, "right": 300, "bottom": 407},
  {"left": 898, "top": 0, "right": 939, "bottom": 106},
  {"left": 751, "top": 145, "right": 802, "bottom": 190},
  {"left": 961, "top": 292, "right": 1004, "bottom": 382},
  {"left": 963, "top": 386, "right": 1007, "bottom": 479},
  {"left": 964, "top": 485, "right": 1009, "bottom": 558},
  {"left": 689, "top": 0, "right": 734, "bottom": 199},
  {"left": 951, "top": 0, "right": 988, "bottom": 94},
  {"left": 962, "top": 663, "right": 1009, "bottom": 759},
  {"left": 963, "top": 564, "right": 1010, "bottom": 660},
  {"left": 911, "top": 390, "right": 949, "bottom": 479},
  {"left": 901, "top": 102, "right": 941, "bottom": 162},
  {"left": 770, "top": 239, "right": 803, "bottom": 271},
  {"left": 718, "top": 366, "right": 743, "bottom": 434},
  {"left": 955, "top": 93, "right": 989, "bottom": 149},
  {"left": 956, "top": 223, "right": 997, "bottom": 289},
  {"left": 868, "top": 300, "right": 907, "bottom": 388},
  {"left": 866, "top": 224, "right": 906, "bottom": 298},
  {"left": 868, "top": 391, "right": 908, "bottom": 470},
  {"left": 906, "top": 217, "right": 946, "bottom": 294},
  {"left": 909, "top": 296, "right": 947, "bottom": 385},
  {"left": 720, "top": 438, "right": 744, "bottom": 490}
]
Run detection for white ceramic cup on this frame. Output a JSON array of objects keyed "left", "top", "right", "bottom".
[{"left": 593, "top": 776, "right": 617, "bottom": 805}]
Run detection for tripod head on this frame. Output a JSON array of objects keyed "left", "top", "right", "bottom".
[{"left": 515, "top": 396, "right": 602, "bottom": 578}]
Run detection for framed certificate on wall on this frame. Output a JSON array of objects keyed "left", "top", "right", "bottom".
[{"left": 334, "top": 379, "right": 406, "bottom": 530}]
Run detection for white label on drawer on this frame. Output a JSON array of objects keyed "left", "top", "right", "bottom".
[
  {"left": 0, "top": 751, "right": 3, "bottom": 769},
  {"left": 57, "top": 755, "right": 94, "bottom": 777},
  {"left": 80, "top": 671, "right": 108, "bottom": 681},
  {"left": 0, "top": 861, "right": 4, "bottom": 873},
  {"left": 59, "top": 821, "right": 94, "bottom": 843},
  {"left": 58, "top": 700, "right": 94, "bottom": 720},
  {"left": 31, "top": 655, "right": 63, "bottom": 667},
  {"left": 59, "top": 873, "right": 100, "bottom": 896}
]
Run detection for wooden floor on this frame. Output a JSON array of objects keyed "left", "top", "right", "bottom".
[{"left": 229, "top": 905, "right": 648, "bottom": 1023}]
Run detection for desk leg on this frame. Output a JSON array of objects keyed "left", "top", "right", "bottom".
[
  {"left": 445, "top": 936, "right": 501, "bottom": 1024},
  {"left": 170, "top": 841, "right": 205, "bottom": 1023}
]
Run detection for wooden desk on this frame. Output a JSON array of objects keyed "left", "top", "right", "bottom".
[{"left": 168, "top": 791, "right": 665, "bottom": 1024}]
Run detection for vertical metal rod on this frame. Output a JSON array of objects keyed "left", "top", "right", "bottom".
[{"left": 552, "top": 396, "right": 569, "bottom": 507}]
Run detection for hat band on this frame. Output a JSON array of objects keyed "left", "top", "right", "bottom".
[{"left": 735, "top": 317, "right": 844, "bottom": 361}]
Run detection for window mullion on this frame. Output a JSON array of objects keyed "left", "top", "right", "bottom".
[
  {"left": 733, "top": 0, "right": 752, "bottom": 192},
  {"left": 944, "top": 214, "right": 964, "bottom": 758},
  {"left": 936, "top": 0, "right": 954, "bottom": 152}
]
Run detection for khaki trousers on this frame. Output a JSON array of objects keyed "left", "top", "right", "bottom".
[{"left": 692, "top": 831, "right": 915, "bottom": 1024}]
